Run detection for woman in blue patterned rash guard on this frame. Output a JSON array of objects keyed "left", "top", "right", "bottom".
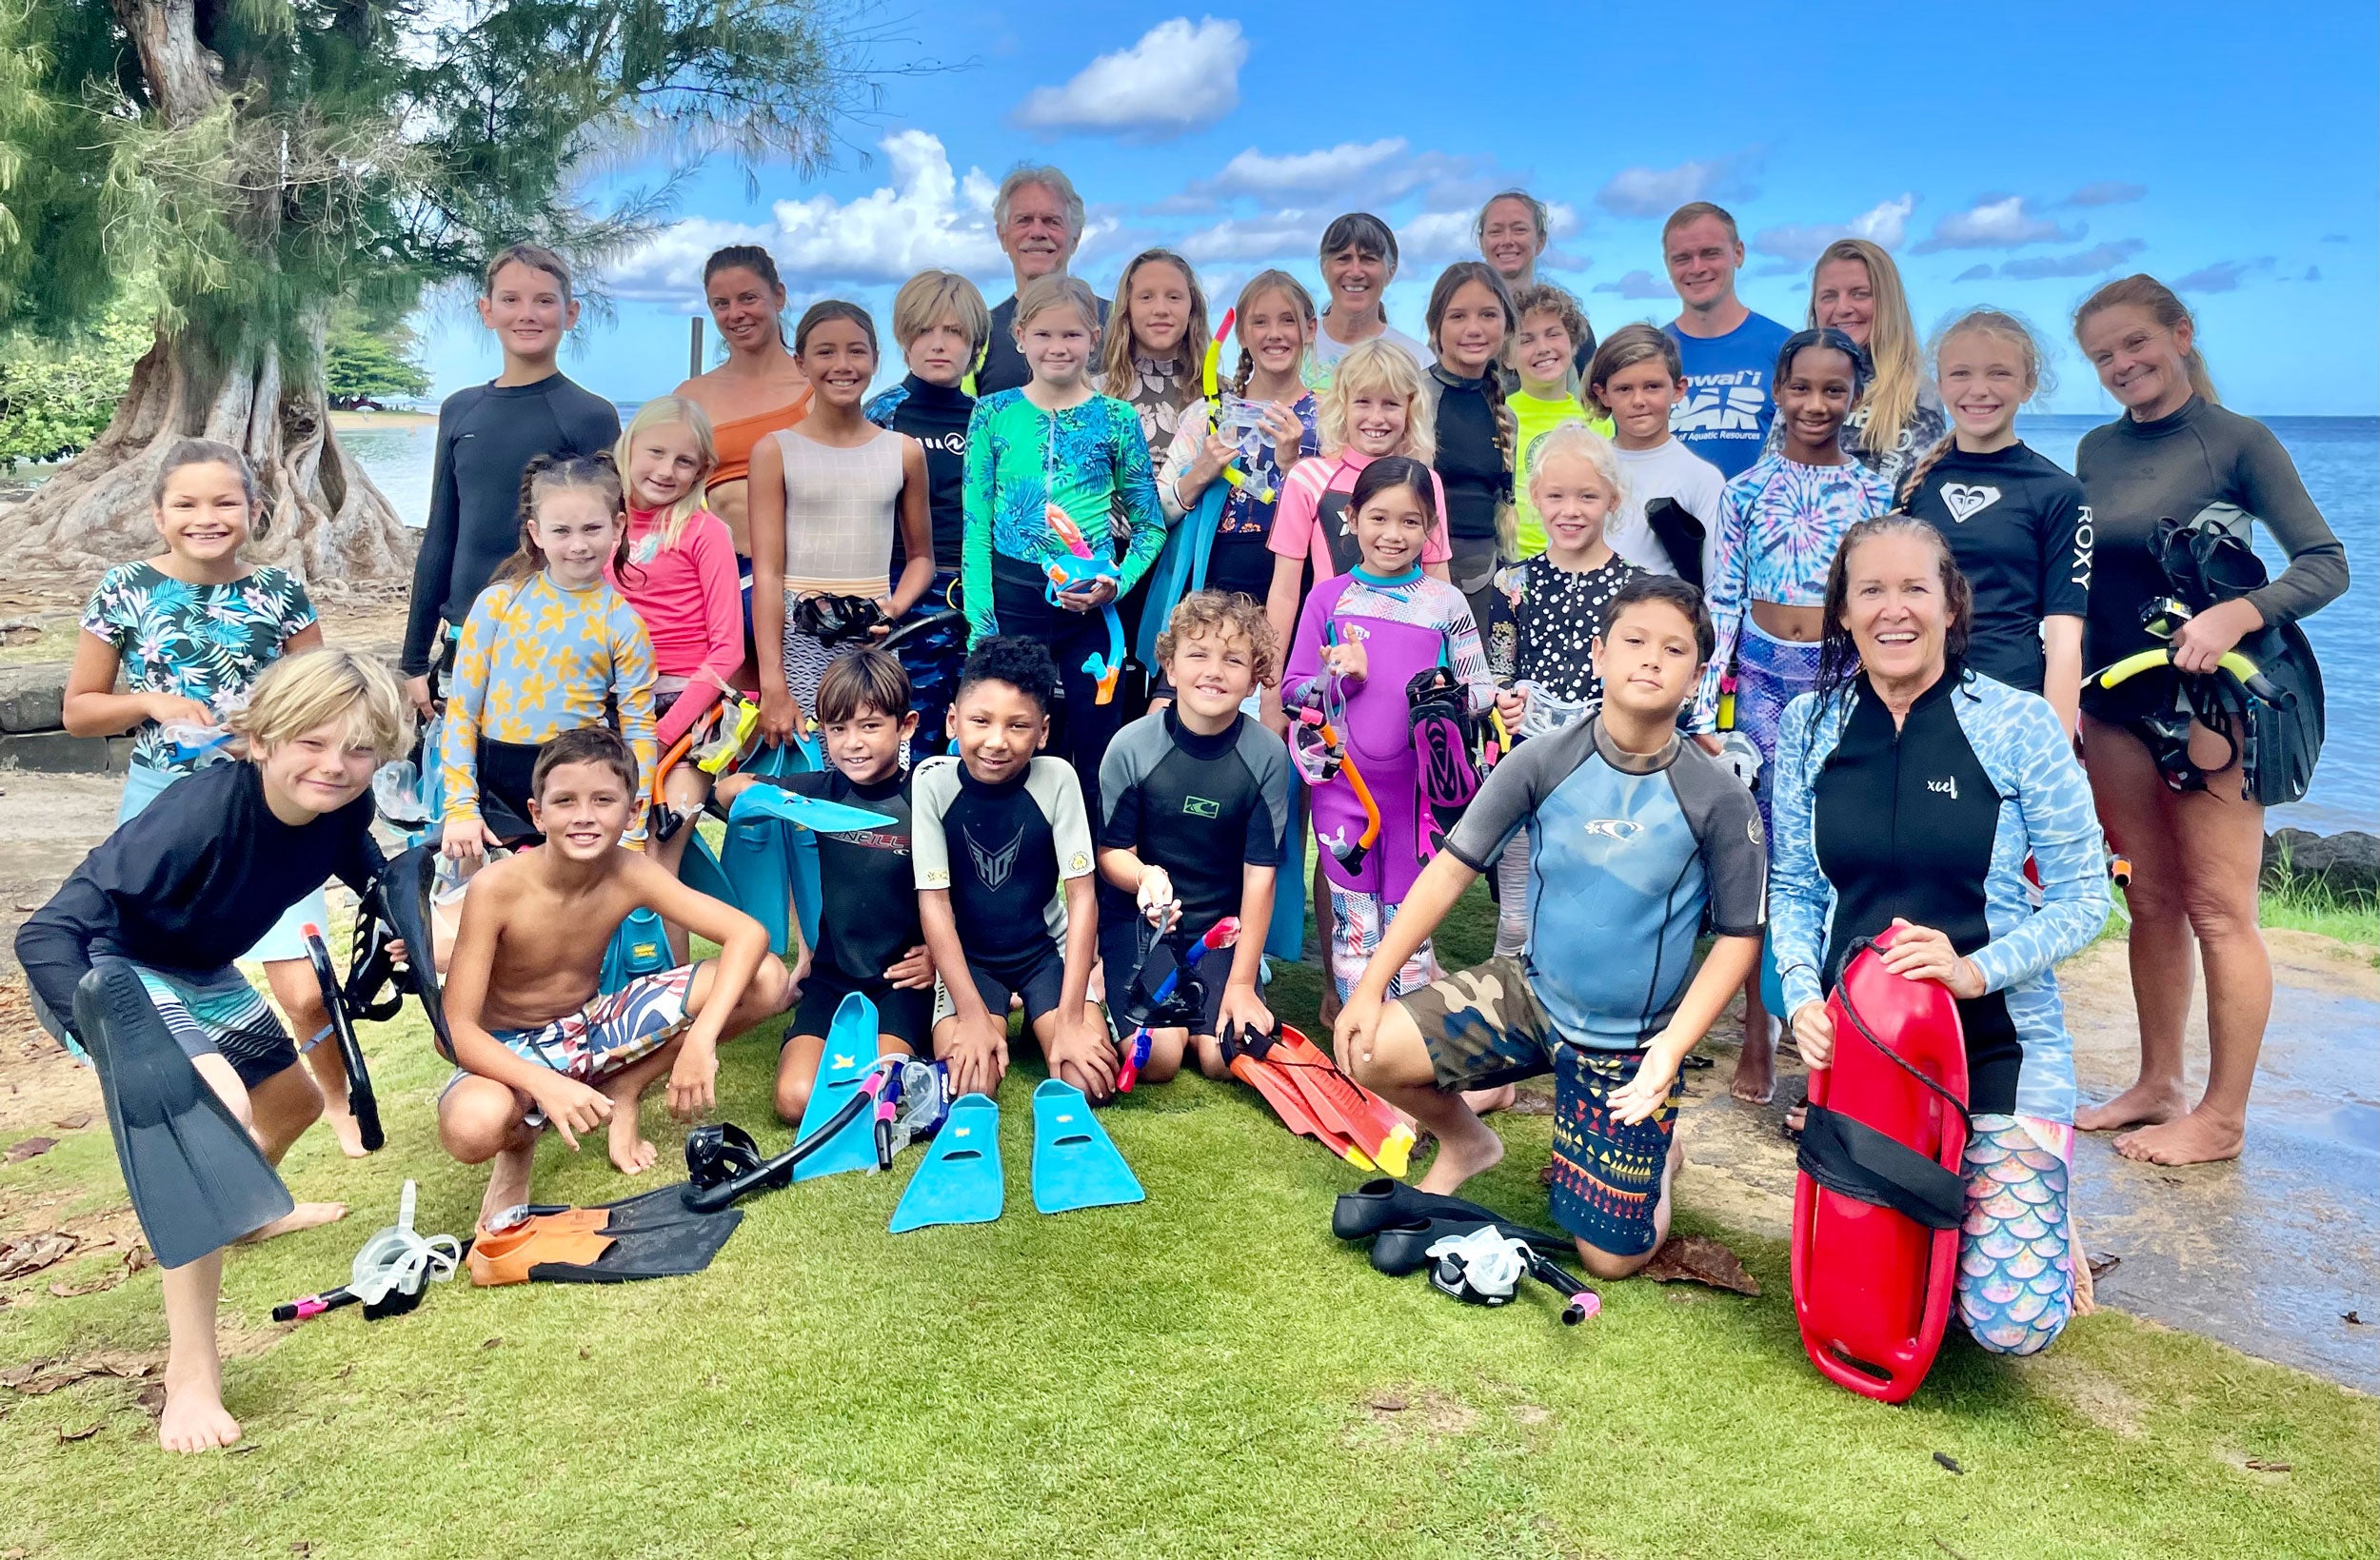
[{"left": 1770, "top": 516, "right": 2108, "bottom": 1357}]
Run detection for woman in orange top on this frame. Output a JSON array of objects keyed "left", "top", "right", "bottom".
[{"left": 675, "top": 245, "right": 813, "bottom": 630}]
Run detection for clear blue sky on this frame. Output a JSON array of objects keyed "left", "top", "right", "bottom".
[{"left": 418, "top": 0, "right": 2379, "bottom": 417}]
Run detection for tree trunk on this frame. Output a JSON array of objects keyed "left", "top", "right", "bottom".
[{"left": 0, "top": 323, "right": 416, "bottom": 583}]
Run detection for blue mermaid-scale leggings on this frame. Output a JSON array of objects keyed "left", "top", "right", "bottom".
[{"left": 1956, "top": 1114, "right": 2077, "bottom": 1355}]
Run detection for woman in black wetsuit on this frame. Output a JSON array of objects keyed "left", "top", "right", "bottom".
[
  {"left": 1770, "top": 516, "right": 2108, "bottom": 1355},
  {"left": 2069, "top": 275, "right": 2348, "bottom": 1168}
]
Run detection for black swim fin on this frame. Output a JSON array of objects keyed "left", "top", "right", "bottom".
[
  {"left": 73, "top": 959, "right": 293, "bottom": 1270},
  {"left": 1367, "top": 1215, "right": 1574, "bottom": 1277},
  {"left": 370, "top": 845, "right": 456, "bottom": 1062},
  {"left": 531, "top": 1195, "right": 743, "bottom": 1283}
]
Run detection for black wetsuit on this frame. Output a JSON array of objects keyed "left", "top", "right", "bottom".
[
  {"left": 1809, "top": 666, "right": 2020, "bottom": 1114},
  {"left": 17, "top": 763, "right": 386, "bottom": 1045},
  {"left": 867, "top": 374, "right": 972, "bottom": 575},
  {"left": 1903, "top": 443, "right": 2092, "bottom": 694},
  {"left": 758, "top": 766, "right": 933, "bottom": 1046},
  {"left": 401, "top": 374, "right": 621, "bottom": 677},
  {"left": 911, "top": 754, "right": 1095, "bottom": 1021}
]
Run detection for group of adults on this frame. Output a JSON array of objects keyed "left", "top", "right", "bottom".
[{"left": 443, "top": 160, "right": 2345, "bottom": 1172}]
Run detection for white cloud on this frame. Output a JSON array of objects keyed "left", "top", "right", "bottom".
[
  {"left": 1595, "top": 153, "right": 1761, "bottom": 219},
  {"left": 1997, "top": 238, "right": 2146, "bottom": 280},
  {"left": 1911, "top": 195, "right": 2082, "bottom": 253},
  {"left": 1199, "top": 139, "right": 1409, "bottom": 198},
  {"left": 2175, "top": 257, "right": 2276, "bottom": 294},
  {"left": 1954, "top": 264, "right": 1993, "bottom": 283},
  {"left": 1750, "top": 193, "right": 1916, "bottom": 265},
  {"left": 603, "top": 131, "right": 1007, "bottom": 301},
  {"left": 1176, "top": 214, "right": 1319, "bottom": 265},
  {"left": 1012, "top": 18, "right": 1247, "bottom": 143},
  {"left": 1184, "top": 137, "right": 1520, "bottom": 219},
  {"left": 1592, "top": 269, "right": 1674, "bottom": 301}
]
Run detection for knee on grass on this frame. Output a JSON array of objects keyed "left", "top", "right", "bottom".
[
  {"left": 1572, "top": 1238, "right": 1658, "bottom": 1282},
  {"left": 439, "top": 1078, "right": 533, "bottom": 1163}
]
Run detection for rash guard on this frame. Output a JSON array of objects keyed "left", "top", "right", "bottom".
[
  {"left": 1902, "top": 442, "right": 2091, "bottom": 694},
  {"left": 1769, "top": 665, "right": 2108, "bottom": 1120},
  {"left": 910, "top": 754, "right": 1095, "bottom": 968},
  {"left": 1097, "top": 708, "right": 1292, "bottom": 939},
  {"left": 866, "top": 375, "right": 973, "bottom": 575}
]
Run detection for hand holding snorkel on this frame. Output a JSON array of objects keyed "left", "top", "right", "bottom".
[
  {"left": 2095, "top": 597, "right": 2284, "bottom": 704},
  {"left": 1288, "top": 671, "right": 1380, "bottom": 875},
  {"left": 1198, "top": 309, "right": 1284, "bottom": 505},
  {"left": 1041, "top": 504, "right": 1125, "bottom": 704}
]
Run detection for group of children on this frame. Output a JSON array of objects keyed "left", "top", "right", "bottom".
[{"left": 21, "top": 200, "right": 2173, "bottom": 1454}]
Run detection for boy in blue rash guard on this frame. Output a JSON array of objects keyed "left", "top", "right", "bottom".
[
  {"left": 1097, "top": 592, "right": 1292, "bottom": 1082},
  {"left": 716, "top": 650, "right": 936, "bottom": 1122},
  {"left": 1338, "top": 577, "right": 1767, "bottom": 1278}
]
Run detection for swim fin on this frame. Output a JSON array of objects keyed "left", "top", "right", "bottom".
[
  {"left": 793, "top": 992, "right": 884, "bottom": 1182},
  {"left": 727, "top": 785, "right": 900, "bottom": 836},
  {"left": 467, "top": 1193, "right": 744, "bottom": 1285},
  {"left": 1366, "top": 1215, "right": 1575, "bottom": 1277},
  {"left": 889, "top": 1093, "right": 1003, "bottom": 1233},
  {"left": 1030, "top": 1079, "right": 1143, "bottom": 1214},
  {"left": 370, "top": 845, "right": 456, "bottom": 1063},
  {"left": 1332, "top": 1178, "right": 1517, "bottom": 1241},
  {"left": 599, "top": 907, "right": 675, "bottom": 997},
  {"left": 301, "top": 924, "right": 384, "bottom": 1153},
  {"left": 73, "top": 959, "right": 294, "bottom": 1269},
  {"left": 719, "top": 808, "right": 793, "bottom": 956},
  {"left": 1223, "top": 1025, "right": 1368, "bottom": 1170},
  {"left": 678, "top": 829, "right": 736, "bottom": 902},
  {"left": 1268, "top": 1028, "right": 1415, "bottom": 1178}
]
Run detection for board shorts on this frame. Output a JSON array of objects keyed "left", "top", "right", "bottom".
[
  {"left": 932, "top": 939, "right": 1068, "bottom": 1030},
  {"left": 132, "top": 963, "right": 299, "bottom": 1092},
  {"left": 477, "top": 966, "right": 697, "bottom": 1085},
  {"left": 789, "top": 969, "right": 933, "bottom": 1054},
  {"left": 118, "top": 763, "right": 329, "bottom": 966},
  {"left": 1398, "top": 956, "right": 1682, "bottom": 1257}
]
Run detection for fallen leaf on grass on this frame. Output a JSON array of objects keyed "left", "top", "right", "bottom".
[
  {"left": 0, "top": 1350, "right": 160, "bottom": 1394},
  {"left": 2245, "top": 1458, "right": 2291, "bottom": 1473},
  {"left": 1933, "top": 1451, "right": 1966, "bottom": 1474},
  {"left": 5, "top": 1136, "right": 56, "bottom": 1162},
  {"left": 2088, "top": 1253, "right": 2122, "bottom": 1281},
  {"left": 0, "top": 1231, "right": 76, "bottom": 1280},
  {"left": 51, "top": 1114, "right": 89, "bottom": 1132},
  {"left": 1369, "top": 1394, "right": 1408, "bottom": 1412},
  {"left": 2344, "top": 1312, "right": 2365, "bottom": 1326},
  {"left": 123, "top": 1249, "right": 152, "bottom": 1274},
  {"left": 481, "top": 1337, "right": 501, "bottom": 1350},
  {"left": 56, "top": 1423, "right": 100, "bottom": 1443},
  {"left": 1640, "top": 1234, "right": 1761, "bottom": 1295},
  {"left": 134, "top": 1384, "right": 166, "bottom": 1416}
]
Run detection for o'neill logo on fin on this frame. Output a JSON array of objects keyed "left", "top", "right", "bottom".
[
  {"left": 1583, "top": 819, "right": 1643, "bottom": 840},
  {"left": 963, "top": 825, "right": 1025, "bottom": 891},
  {"left": 1928, "top": 777, "right": 1959, "bottom": 800}
]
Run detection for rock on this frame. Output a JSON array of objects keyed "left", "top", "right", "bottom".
[
  {"left": 0, "top": 663, "right": 66, "bottom": 734},
  {"left": 0, "top": 731, "right": 116, "bottom": 774},
  {"left": 2263, "top": 829, "right": 2380, "bottom": 897}
]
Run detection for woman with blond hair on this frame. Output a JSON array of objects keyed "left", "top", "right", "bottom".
[{"left": 1795, "top": 238, "right": 1945, "bottom": 489}]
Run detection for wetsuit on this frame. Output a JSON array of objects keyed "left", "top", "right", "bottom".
[
  {"left": 1902, "top": 443, "right": 2091, "bottom": 695},
  {"left": 756, "top": 767, "right": 930, "bottom": 1049},
  {"left": 1771, "top": 664, "right": 2108, "bottom": 1354},
  {"left": 866, "top": 374, "right": 974, "bottom": 754},
  {"left": 910, "top": 754, "right": 1096, "bottom": 1025},
  {"left": 402, "top": 374, "right": 619, "bottom": 680},
  {"left": 1425, "top": 365, "right": 1512, "bottom": 626},
  {"left": 1095, "top": 709, "right": 1292, "bottom": 1032}
]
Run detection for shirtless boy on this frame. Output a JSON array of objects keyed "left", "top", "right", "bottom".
[{"left": 436, "top": 726, "right": 794, "bottom": 1219}]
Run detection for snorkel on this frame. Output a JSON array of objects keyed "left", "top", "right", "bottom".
[{"left": 1040, "top": 505, "right": 1125, "bottom": 704}]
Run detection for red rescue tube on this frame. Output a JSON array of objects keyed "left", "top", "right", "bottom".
[{"left": 1790, "top": 927, "right": 1970, "bottom": 1404}]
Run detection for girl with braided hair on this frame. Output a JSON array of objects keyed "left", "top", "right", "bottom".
[{"left": 1421, "top": 261, "right": 1522, "bottom": 632}]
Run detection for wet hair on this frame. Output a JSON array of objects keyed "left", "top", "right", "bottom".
[
  {"left": 1585, "top": 322, "right": 1685, "bottom": 417},
  {"left": 230, "top": 648, "right": 412, "bottom": 763},
  {"left": 814, "top": 647, "right": 913, "bottom": 727},
  {"left": 956, "top": 636, "right": 1059, "bottom": 715},
  {"left": 891, "top": 269, "right": 991, "bottom": 356},
  {"left": 1775, "top": 326, "right": 1874, "bottom": 403},
  {"left": 994, "top": 165, "right": 1087, "bottom": 241},
  {"left": 1810, "top": 515, "right": 1975, "bottom": 713},
  {"left": 1526, "top": 420, "right": 1626, "bottom": 512},
  {"left": 1807, "top": 239, "right": 1924, "bottom": 466},
  {"left": 484, "top": 243, "right": 574, "bottom": 301},
  {"left": 491, "top": 452, "right": 629, "bottom": 586},
  {"left": 703, "top": 245, "right": 783, "bottom": 293},
  {"left": 152, "top": 437, "right": 259, "bottom": 510},
  {"left": 1101, "top": 248, "right": 1210, "bottom": 401},
  {"left": 792, "top": 299, "right": 878, "bottom": 359},
  {"left": 1510, "top": 282, "right": 1590, "bottom": 372},
  {"left": 1158, "top": 589, "right": 1279, "bottom": 691},
  {"left": 1425, "top": 262, "right": 1520, "bottom": 555},
  {"left": 1661, "top": 202, "right": 1740, "bottom": 245},
  {"left": 1319, "top": 211, "right": 1399, "bottom": 271},
  {"left": 613, "top": 396, "right": 717, "bottom": 551},
  {"left": 1897, "top": 307, "right": 2053, "bottom": 504},
  {"left": 1315, "top": 338, "right": 1437, "bottom": 464},
  {"left": 1012, "top": 274, "right": 1101, "bottom": 341},
  {"left": 1226, "top": 269, "right": 1318, "bottom": 396},
  {"left": 530, "top": 724, "right": 639, "bottom": 802},
  {"left": 2073, "top": 273, "right": 2218, "bottom": 405},
  {"left": 1475, "top": 189, "right": 1549, "bottom": 247},
  {"left": 1348, "top": 453, "right": 1439, "bottom": 527},
  {"left": 1603, "top": 573, "right": 1715, "bottom": 664}
]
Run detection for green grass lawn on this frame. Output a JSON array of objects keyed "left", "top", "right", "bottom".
[{"left": 2, "top": 886, "right": 2374, "bottom": 1559}]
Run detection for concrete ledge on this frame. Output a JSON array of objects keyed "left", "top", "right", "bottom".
[
  {"left": 0, "top": 730, "right": 127, "bottom": 774},
  {"left": 0, "top": 662, "right": 68, "bottom": 734}
]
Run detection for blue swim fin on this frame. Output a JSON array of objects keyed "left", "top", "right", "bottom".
[
  {"left": 735, "top": 744, "right": 824, "bottom": 954},
  {"left": 74, "top": 959, "right": 294, "bottom": 1269},
  {"left": 888, "top": 1094, "right": 1003, "bottom": 1232},
  {"left": 793, "top": 992, "right": 883, "bottom": 1182},
  {"left": 1030, "top": 1079, "right": 1143, "bottom": 1214},
  {"left": 727, "top": 785, "right": 900, "bottom": 836},
  {"left": 599, "top": 907, "right": 674, "bottom": 996},
  {"left": 678, "top": 829, "right": 735, "bottom": 903},
  {"left": 719, "top": 811, "right": 792, "bottom": 956}
]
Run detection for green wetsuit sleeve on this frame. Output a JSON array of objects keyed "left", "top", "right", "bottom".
[
  {"left": 962, "top": 400, "right": 1000, "bottom": 645},
  {"left": 1109, "top": 400, "right": 1168, "bottom": 596},
  {"left": 2231, "top": 417, "right": 2350, "bottom": 629}
]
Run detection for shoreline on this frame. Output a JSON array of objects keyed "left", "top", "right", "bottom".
[{"left": 329, "top": 408, "right": 436, "bottom": 430}]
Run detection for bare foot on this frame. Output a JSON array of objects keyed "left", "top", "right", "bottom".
[
  {"left": 1461, "top": 1084, "right": 1517, "bottom": 1116},
  {"left": 157, "top": 1372, "right": 240, "bottom": 1453},
  {"left": 1416, "top": 1110, "right": 1504, "bottom": 1196},
  {"left": 1729, "top": 1032, "right": 1775, "bottom": 1106},
  {"left": 479, "top": 1144, "right": 535, "bottom": 1226},
  {"left": 2114, "top": 1109, "right": 2244, "bottom": 1166},
  {"left": 608, "top": 1120, "right": 658, "bottom": 1176},
  {"left": 240, "top": 1202, "right": 347, "bottom": 1243},
  {"left": 320, "top": 1105, "right": 370, "bottom": 1159},
  {"left": 2075, "top": 1080, "right": 2187, "bottom": 1133}
]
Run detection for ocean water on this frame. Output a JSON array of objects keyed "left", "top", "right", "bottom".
[{"left": 335, "top": 411, "right": 2377, "bottom": 835}]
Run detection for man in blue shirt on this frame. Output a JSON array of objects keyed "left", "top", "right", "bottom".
[
  {"left": 1660, "top": 204, "right": 1795, "bottom": 481},
  {"left": 1337, "top": 576, "right": 1765, "bottom": 1277}
]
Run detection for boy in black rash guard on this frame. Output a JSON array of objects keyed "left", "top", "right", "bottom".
[
  {"left": 14, "top": 649, "right": 411, "bottom": 1452},
  {"left": 1098, "top": 592, "right": 1292, "bottom": 1082},
  {"left": 868, "top": 269, "right": 988, "bottom": 755},
  {"left": 401, "top": 245, "right": 621, "bottom": 717},
  {"left": 912, "top": 638, "right": 1109, "bottom": 1100},
  {"left": 718, "top": 650, "right": 936, "bottom": 1121}
]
